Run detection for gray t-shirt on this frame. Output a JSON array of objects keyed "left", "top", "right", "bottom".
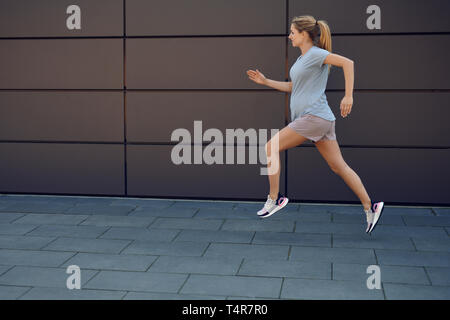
[{"left": 289, "top": 45, "right": 336, "bottom": 122}]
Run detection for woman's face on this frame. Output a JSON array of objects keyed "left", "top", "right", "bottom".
[{"left": 289, "top": 24, "right": 306, "bottom": 47}]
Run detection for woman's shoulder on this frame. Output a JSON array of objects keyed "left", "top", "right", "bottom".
[{"left": 313, "top": 45, "right": 330, "bottom": 54}]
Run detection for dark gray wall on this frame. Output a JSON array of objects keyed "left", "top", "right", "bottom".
[{"left": 0, "top": 0, "right": 448, "bottom": 205}]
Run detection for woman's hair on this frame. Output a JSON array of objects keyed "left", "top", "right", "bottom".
[{"left": 291, "top": 15, "right": 332, "bottom": 73}]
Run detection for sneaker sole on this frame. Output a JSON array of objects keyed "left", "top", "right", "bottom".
[
  {"left": 368, "top": 202, "right": 384, "bottom": 234},
  {"left": 259, "top": 198, "right": 289, "bottom": 219}
]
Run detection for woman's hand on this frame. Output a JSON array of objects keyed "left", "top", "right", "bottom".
[
  {"left": 340, "top": 95, "right": 353, "bottom": 118},
  {"left": 246, "top": 69, "right": 267, "bottom": 85}
]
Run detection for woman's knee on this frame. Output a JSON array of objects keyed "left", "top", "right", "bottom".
[
  {"left": 332, "top": 162, "right": 350, "bottom": 175},
  {"left": 265, "top": 141, "right": 271, "bottom": 154},
  {"left": 265, "top": 140, "right": 279, "bottom": 156}
]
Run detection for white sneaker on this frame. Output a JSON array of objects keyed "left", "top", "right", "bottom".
[
  {"left": 365, "top": 201, "right": 385, "bottom": 234},
  {"left": 257, "top": 193, "right": 289, "bottom": 219}
]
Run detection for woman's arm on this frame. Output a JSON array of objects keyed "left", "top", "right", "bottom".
[
  {"left": 323, "top": 53, "right": 354, "bottom": 117},
  {"left": 263, "top": 79, "right": 292, "bottom": 93},
  {"left": 246, "top": 69, "right": 292, "bottom": 93}
]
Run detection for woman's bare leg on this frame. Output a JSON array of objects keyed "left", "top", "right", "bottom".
[
  {"left": 314, "top": 139, "right": 372, "bottom": 210},
  {"left": 265, "top": 126, "right": 308, "bottom": 200}
]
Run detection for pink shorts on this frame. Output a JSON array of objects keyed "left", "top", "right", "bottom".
[{"left": 287, "top": 114, "right": 336, "bottom": 143}]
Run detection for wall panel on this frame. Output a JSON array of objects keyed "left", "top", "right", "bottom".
[
  {"left": 126, "top": 91, "right": 285, "bottom": 143},
  {"left": 126, "top": 37, "right": 285, "bottom": 89},
  {"left": 127, "top": 145, "right": 286, "bottom": 199},
  {"left": 0, "top": 92, "right": 124, "bottom": 142},
  {"left": 127, "top": 0, "right": 286, "bottom": 36},
  {"left": 0, "top": 143, "right": 125, "bottom": 195},
  {"left": 0, "top": 39, "right": 123, "bottom": 89},
  {"left": 0, "top": 0, "right": 123, "bottom": 37}
]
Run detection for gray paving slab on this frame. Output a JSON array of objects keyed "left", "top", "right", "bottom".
[
  {"left": 225, "top": 296, "right": 278, "bottom": 300},
  {"left": 202, "top": 209, "right": 330, "bottom": 222},
  {"left": 226, "top": 202, "right": 266, "bottom": 211},
  {"left": 12, "top": 213, "right": 89, "bottom": 225},
  {"left": 122, "top": 241, "right": 208, "bottom": 257},
  {"left": 110, "top": 198, "right": 174, "bottom": 209},
  {"left": 0, "top": 249, "right": 75, "bottom": 267},
  {"left": 171, "top": 200, "right": 235, "bottom": 210},
  {"left": 19, "top": 287, "right": 126, "bottom": 300},
  {"left": 80, "top": 215, "right": 155, "bottom": 228},
  {"left": 0, "top": 223, "right": 38, "bottom": 235},
  {"left": 174, "top": 230, "right": 254, "bottom": 244},
  {"left": 332, "top": 213, "right": 404, "bottom": 226},
  {"left": 149, "top": 218, "right": 223, "bottom": 230},
  {"left": 425, "top": 267, "right": 450, "bottom": 286},
  {"left": 0, "top": 201, "right": 75, "bottom": 214},
  {"left": 372, "top": 225, "right": 449, "bottom": 239},
  {"left": 332, "top": 234, "right": 415, "bottom": 250},
  {"left": 0, "top": 266, "right": 97, "bottom": 288},
  {"left": 252, "top": 232, "right": 331, "bottom": 247},
  {"left": 0, "top": 265, "right": 13, "bottom": 276},
  {"left": 299, "top": 204, "right": 362, "bottom": 215},
  {"left": 84, "top": 270, "right": 188, "bottom": 293},
  {"left": 10, "top": 195, "right": 78, "bottom": 205},
  {"left": 332, "top": 263, "right": 430, "bottom": 285},
  {"left": 295, "top": 222, "right": 368, "bottom": 235},
  {"left": 281, "top": 278, "right": 384, "bottom": 299},
  {"left": 0, "top": 235, "right": 56, "bottom": 250},
  {"left": 0, "top": 195, "right": 75, "bottom": 204},
  {"left": 403, "top": 216, "right": 450, "bottom": 227},
  {"left": 123, "top": 292, "right": 226, "bottom": 300},
  {"left": 433, "top": 208, "right": 450, "bottom": 216},
  {"left": 301, "top": 205, "right": 434, "bottom": 216},
  {"left": 149, "top": 256, "right": 242, "bottom": 275},
  {"left": 100, "top": 227, "right": 179, "bottom": 242},
  {"left": 0, "top": 285, "right": 31, "bottom": 300},
  {"left": 299, "top": 203, "right": 364, "bottom": 215},
  {"left": 411, "top": 238, "right": 450, "bottom": 252},
  {"left": 204, "top": 243, "right": 289, "bottom": 260},
  {"left": 221, "top": 220, "right": 294, "bottom": 232},
  {"left": 289, "top": 246, "right": 376, "bottom": 264},
  {"left": 383, "top": 283, "right": 450, "bottom": 300},
  {"left": 238, "top": 258, "right": 331, "bottom": 280},
  {"left": 129, "top": 207, "right": 197, "bottom": 218},
  {"left": 376, "top": 249, "right": 450, "bottom": 267},
  {"left": 194, "top": 208, "right": 258, "bottom": 220},
  {"left": 0, "top": 213, "right": 26, "bottom": 223},
  {"left": 61, "top": 253, "right": 158, "bottom": 271},
  {"left": 295, "top": 222, "right": 449, "bottom": 238},
  {"left": 26, "top": 225, "right": 109, "bottom": 239},
  {"left": 0, "top": 196, "right": 16, "bottom": 204},
  {"left": 64, "top": 203, "right": 137, "bottom": 216},
  {"left": 284, "top": 212, "right": 332, "bottom": 223},
  {"left": 68, "top": 197, "right": 116, "bottom": 205},
  {"left": 377, "top": 207, "right": 434, "bottom": 216},
  {"left": 43, "top": 237, "right": 131, "bottom": 254},
  {"left": 180, "top": 274, "right": 282, "bottom": 298}
]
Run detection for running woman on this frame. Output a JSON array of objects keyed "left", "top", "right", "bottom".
[{"left": 246, "top": 15, "right": 384, "bottom": 234}]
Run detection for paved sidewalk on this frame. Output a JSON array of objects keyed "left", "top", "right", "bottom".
[{"left": 0, "top": 193, "right": 449, "bottom": 300}]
